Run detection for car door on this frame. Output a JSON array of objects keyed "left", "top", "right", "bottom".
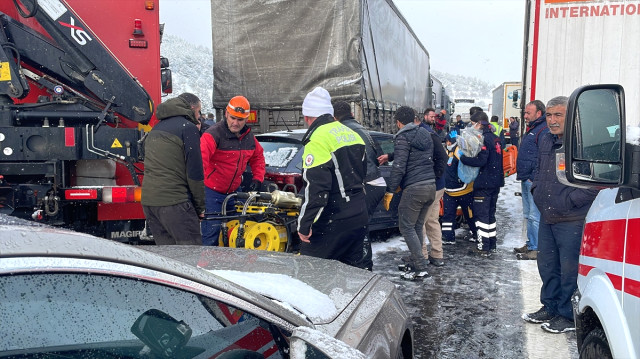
[
  {"left": 368, "top": 132, "right": 401, "bottom": 233},
  {"left": 0, "top": 258, "right": 296, "bottom": 358}
]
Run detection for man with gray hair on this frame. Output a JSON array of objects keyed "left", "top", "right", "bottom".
[{"left": 522, "top": 96, "right": 600, "bottom": 334}]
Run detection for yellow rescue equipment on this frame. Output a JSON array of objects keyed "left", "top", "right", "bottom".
[{"left": 218, "top": 190, "right": 302, "bottom": 252}]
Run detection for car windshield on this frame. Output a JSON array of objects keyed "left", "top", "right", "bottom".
[{"left": 261, "top": 141, "right": 303, "bottom": 168}]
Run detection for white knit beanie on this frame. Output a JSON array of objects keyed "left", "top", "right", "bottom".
[{"left": 302, "top": 87, "right": 334, "bottom": 117}]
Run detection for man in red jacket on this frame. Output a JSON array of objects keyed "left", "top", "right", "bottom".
[{"left": 200, "top": 96, "right": 265, "bottom": 245}]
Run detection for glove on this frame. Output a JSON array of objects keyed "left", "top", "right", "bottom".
[
  {"left": 457, "top": 148, "right": 464, "bottom": 158},
  {"left": 382, "top": 192, "right": 393, "bottom": 211},
  {"left": 248, "top": 180, "right": 262, "bottom": 192}
]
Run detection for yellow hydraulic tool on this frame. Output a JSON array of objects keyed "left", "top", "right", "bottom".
[{"left": 220, "top": 190, "right": 302, "bottom": 252}]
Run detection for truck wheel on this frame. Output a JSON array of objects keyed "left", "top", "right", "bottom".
[{"left": 579, "top": 328, "right": 612, "bottom": 359}]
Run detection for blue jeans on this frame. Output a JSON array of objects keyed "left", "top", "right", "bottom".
[
  {"left": 397, "top": 181, "right": 436, "bottom": 270},
  {"left": 537, "top": 220, "right": 584, "bottom": 320},
  {"left": 522, "top": 180, "right": 541, "bottom": 250},
  {"left": 201, "top": 187, "right": 236, "bottom": 246}
]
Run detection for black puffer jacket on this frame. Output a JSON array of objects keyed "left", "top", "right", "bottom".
[{"left": 386, "top": 123, "right": 435, "bottom": 191}]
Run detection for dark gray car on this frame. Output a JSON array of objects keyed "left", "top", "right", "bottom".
[{"left": 0, "top": 222, "right": 413, "bottom": 358}]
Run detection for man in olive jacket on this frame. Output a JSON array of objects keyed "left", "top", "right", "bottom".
[{"left": 141, "top": 93, "right": 205, "bottom": 245}]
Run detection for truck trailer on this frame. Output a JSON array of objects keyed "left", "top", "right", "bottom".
[
  {"left": 0, "top": 0, "right": 170, "bottom": 241},
  {"left": 431, "top": 75, "right": 452, "bottom": 122},
  {"left": 490, "top": 81, "right": 522, "bottom": 140},
  {"left": 521, "top": 0, "right": 640, "bottom": 357},
  {"left": 452, "top": 98, "right": 475, "bottom": 123},
  {"left": 210, "top": 0, "right": 432, "bottom": 134}
]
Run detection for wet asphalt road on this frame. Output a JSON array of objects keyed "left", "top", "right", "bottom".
[{"left": 371, "top": 176, "right": 580, "bottom": 359}]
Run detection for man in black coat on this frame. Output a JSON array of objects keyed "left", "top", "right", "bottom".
[
  {"left": 333, "top": 101, "right": 386, "bottom": 271},
  {"left": 382, "top": 106, "right": 436, "bottom": 279},
  {"left": 522, "top": 96, "right": 599, "bottom": 334}
]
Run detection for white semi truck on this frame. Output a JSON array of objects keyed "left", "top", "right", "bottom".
[{"left": 491, "top": 82, "right": 522, "bottom": 140}]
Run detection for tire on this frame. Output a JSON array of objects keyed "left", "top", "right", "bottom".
[{"left": 579, "top": 328, "right": 612, "bottom": 359}]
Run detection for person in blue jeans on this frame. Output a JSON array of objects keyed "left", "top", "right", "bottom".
[
  {"left": 200, "top": 96, "right": 265, "bottom": 245},
  {"left": 513, "top": 100, "right": 548, "bottom": 260}
]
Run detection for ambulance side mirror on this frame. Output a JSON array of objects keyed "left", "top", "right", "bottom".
[{"left": 559, "top": 84, "right": 627, "bottom": 188}]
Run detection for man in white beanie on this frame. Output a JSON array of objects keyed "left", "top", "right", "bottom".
[{"left": 297, "top": 87, "right": 369, "bottom": 268}]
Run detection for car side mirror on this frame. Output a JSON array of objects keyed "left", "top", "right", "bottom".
[
  {"left": 161, "top": 68, "right": 173, "bottom": 94},
  {"left": 290, "top": 327, "right": 366, "bottom": 359},
  {"left": 131, "top": 309, "right": 193, "bottom": 358},
  {"left": 559, "top": 84, "right": 628, "bottom": 188}
]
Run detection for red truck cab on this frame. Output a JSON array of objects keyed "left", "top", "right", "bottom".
[{"left": 0, "top": 0, "right": 170, "bottom": 241}]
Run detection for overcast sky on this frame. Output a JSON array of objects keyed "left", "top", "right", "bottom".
[{"left": 159, "top": 0, "right": 525, "bottom": 86}]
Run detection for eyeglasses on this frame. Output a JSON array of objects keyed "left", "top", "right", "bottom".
[{"left": 232, "top": 106, "right": 247, "bottom": 114}]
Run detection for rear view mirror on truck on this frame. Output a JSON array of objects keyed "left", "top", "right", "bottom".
[{"left": 559, "top": 84, "right": 625, "bottom": 187}]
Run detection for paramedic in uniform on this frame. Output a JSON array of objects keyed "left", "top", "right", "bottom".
[{"left": 296, "top": 87, "right": 368, "bottom": 268}]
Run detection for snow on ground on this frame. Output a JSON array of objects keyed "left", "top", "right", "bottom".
[
  {"left": 371, "top": 174, "right": 579, "bottom": 358},
  {"left": 372, "top": 173, "right": 525, "bottom": 255}
]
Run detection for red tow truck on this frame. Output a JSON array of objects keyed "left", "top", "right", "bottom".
[{"left": 0, "top": 0, "right": 171, "bottom": 241}]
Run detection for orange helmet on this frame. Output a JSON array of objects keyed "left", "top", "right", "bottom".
[{"left": 226, "top": 96, "right": 250, "bottom": 118}]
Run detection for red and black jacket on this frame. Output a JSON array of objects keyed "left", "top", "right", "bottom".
[{"left": 200, "top": 121, "right": 265, "bottom": 194}]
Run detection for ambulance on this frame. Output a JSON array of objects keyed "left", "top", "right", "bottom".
[
  {"left": 521, "top": 0, "right": 640, "bottom": 357},
  {"left": 561, "top": 84, "right": 639, "bottom": 358}
]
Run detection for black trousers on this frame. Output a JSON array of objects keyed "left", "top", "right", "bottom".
[
  {"left": 143, "top": 201, "right": 202, "bottom": 245},
  {"left": 473, "top": 187, "right": 500, "bottom": 251},
  {"left": 360, "top": 184, "right": 386, "bottom": 270},
  {"left": 300, "top": 226, "right": 367, "bottom": 269}
]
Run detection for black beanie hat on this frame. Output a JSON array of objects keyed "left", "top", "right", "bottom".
[{"left": 470, "top": 111, "right": 489, "bottom": 125}]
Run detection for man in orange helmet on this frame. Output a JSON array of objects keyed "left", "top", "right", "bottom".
[{"left": 200, "top": 95, "right": 265, "bottom": 246}]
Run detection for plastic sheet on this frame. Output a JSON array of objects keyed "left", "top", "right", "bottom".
[{"left": 457, "top": 127, "right": 484, "bottom": 157}]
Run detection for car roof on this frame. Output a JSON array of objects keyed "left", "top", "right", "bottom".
[{"left": 256, "top": 129, "right": 306, "bottom": 142}]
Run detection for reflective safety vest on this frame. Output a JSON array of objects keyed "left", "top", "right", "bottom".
[{"left": 490, "top": 121, "right": 504, "bottom": 137}]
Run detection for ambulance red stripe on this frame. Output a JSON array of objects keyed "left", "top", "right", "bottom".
[
  {"left": 581, "top": 219, "right": 626, "bottom": 261},
  {"left": 627, "top": 218, "right": 640, "bottom": 266}
]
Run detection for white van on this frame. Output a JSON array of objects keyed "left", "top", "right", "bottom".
[{"left": 560, "top": 84, "right": 640, "bottom": 359}]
